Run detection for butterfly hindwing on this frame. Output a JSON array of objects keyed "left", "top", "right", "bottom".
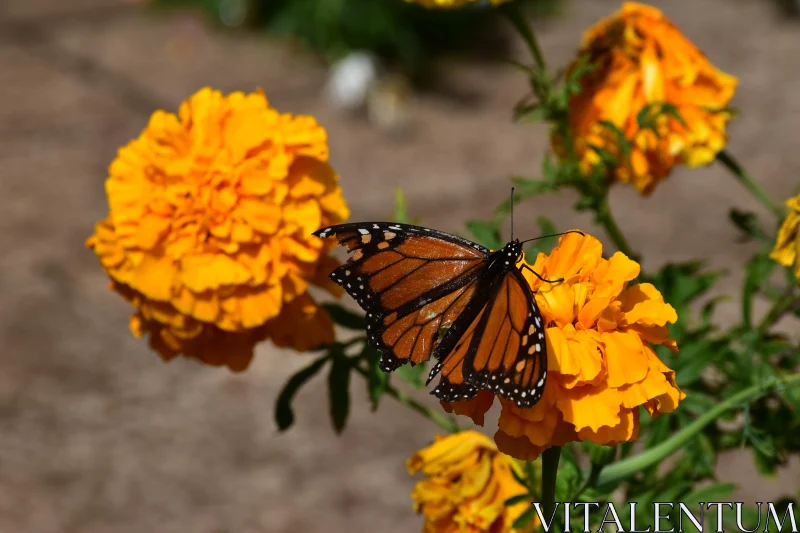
[
  {"left": 429, "top": 268, "right": 547, "bottom": 408},
  {"left": 314, "top": 222, "right": 490, "bottom": 372}
]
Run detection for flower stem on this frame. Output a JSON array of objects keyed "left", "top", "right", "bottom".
[
  {"left": 540, "top": 446, "right": 561, "bottom": 531},
  {"left": 499, "top": 3, "right": 549, "bottom": 91},
  {"left": 596, "top": 372, "right": 800, "bottom": 487},
  {"left": 353, "top": 365, "right": 460, "bottom": 433},
  {"left": 717, "top": 150, "right": 784, "bottom": 218},
  {"left": 595, "top": 196, "right": 640, "bottom": 261}
]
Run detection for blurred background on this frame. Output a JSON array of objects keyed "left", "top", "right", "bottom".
[{"left": 1, "top": 0, "right": 799, "bottom": 531}]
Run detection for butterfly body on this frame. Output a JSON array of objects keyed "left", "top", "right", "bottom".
[{"left": 314, "top": 222, "right": 548, "bottom": 409}]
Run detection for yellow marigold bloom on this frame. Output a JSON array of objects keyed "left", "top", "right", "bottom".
[
  {"left": 770, "top": 195, "right": 800, "bottom": 281},
  {"left": 408, "top": 431, "right": 537, "bottom": 533},
  {"left": 442, "top": 232, "right": 684, "bottom": 461},
  {"left": 557, "top": 2, "right": 738, "bottom": 195},
  {"left": 86, "top": 87, "right": 349, "bottom": 370},
  {"left": 405, "top": 0, "right": 510, "bottom": 9}
]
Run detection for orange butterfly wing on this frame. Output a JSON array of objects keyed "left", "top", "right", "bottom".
[
  {"left": 314, "top": 223, "right": 489, "bottom": 372},
  {"left": 429, "top": 268, "right": 547, "bottom": 408}
]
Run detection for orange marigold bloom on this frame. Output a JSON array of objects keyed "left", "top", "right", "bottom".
[
  {"left": 442, "top": 232, "right": 684, "bottom": 461},
  {"left": 557, "top": 2, "right": 738, "bottom": 194},
  {"left": 86, "top": 87, "right": 349, "bottom": 371},
  {"left": 770, "top": 194, "right": 800, "bottom": 281},
  {"left": 408, "top": 431, "right": 537, "bottom": 533}
]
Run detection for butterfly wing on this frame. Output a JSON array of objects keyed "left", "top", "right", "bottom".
[
  {"left": 314, "top": 222, "right": 490, "bottom": 372},
  {"left": 429, "top": 267, "right": 547, "bottom": 409}
]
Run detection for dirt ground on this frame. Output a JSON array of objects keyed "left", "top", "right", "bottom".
[{"left": 0, "top": 0, "right": 799, "bottom": 532}]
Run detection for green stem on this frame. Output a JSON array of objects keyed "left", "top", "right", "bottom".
[
  {"left": 499, "top": 3, "right": 549, "bottom": 91},
  {"left": 595, "top": 196, "right": 639, "bottom": 261},
  {"left": 353, "top": 365, "right": 460, "bottom": 433},
  {"left": 540, "top": 446, "right": 561, "bottom": 532},
  {"left": 717, "top": 150, "right": 784, "bottom": 218},
  {"left": 596, "top": 372, "right": 800, "bottom": 487}
]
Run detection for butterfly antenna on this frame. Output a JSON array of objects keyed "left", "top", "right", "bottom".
[
  {"left": 510, "top": 187, "right": 515, "bottom": 241},
  {"left": 519, "top": 229, "right": 585, "bottom": 245},
  {"left": 521, "top": 263, "right": 564, "bottom": 284}
]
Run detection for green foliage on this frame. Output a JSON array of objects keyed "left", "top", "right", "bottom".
[{"left": 151, "top": 0, "right": 561, "bottom": 76}]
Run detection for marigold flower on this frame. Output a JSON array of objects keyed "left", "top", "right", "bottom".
[
  {"left": 405, "top": 0, "right": 510, "bottom": 9},
  {"left": 770, "top": 195, "right": 800, "bottom": 281},
  {"left": 556, "top": 2, "right": 738, "bottom": 194},
  {"left": 441, "top": 232, "right": 684, "bottom": 461},
  {"left": 86, "top": 87, "right": 349, "bottom": 370},
  {"left": 408, "top": 431, "right": 537, "bottom": 533}
]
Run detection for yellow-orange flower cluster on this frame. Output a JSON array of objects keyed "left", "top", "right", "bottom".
[
  {"left": 442, "top": 232, "right": 684, "bottom": 461},
  {"left": 405, "top": 0, "right": 510, "bottom": 9},
  {"left": 86, "top": 87, "right": 349, "bottom": 370},
  {"left": 770, "top": 195, "right": 800, "bottom": 281},
  {"left": 408, "top": 431, "right": 537, "bottom": 533},
  {"left": 557, "top": 2, "right": 738, "bottom": 195}
]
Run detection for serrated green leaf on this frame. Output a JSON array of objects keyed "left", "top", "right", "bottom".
[
  {"left": 466, "top": 219, "right": 503, "bottom": 250},
  {"left": 322, "top": 303, "right": 365, "bottom": 330},
  {"left": 743, "top": 252, "right": 777, "bottom": 327},
  {"left": 328, "top": 351, "right": 352, "bottom": 434},
  {"left": 274, "top": 355, "right": 330, "bottom": 431}
]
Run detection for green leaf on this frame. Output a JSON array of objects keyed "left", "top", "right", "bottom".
[
  {"left": 504, "top": 493, "right": 534, "bottom": 507},
  {"left": 363, "top": 346, "right": 387, "bottom": 411},
  {"left": 328, "top": 351, "right": 352, "bottom": 434},
  {"left": 675, "top": 340, "right": 725, "bottom": 387},
  {"left": 683, "top": 482, "right": 735, "bottom": 504},
  {"left": 322, "top": 303, "right": 366, "bottom": 330},
  {"left": 743, "top": 252, "right": 777, "bottom": 327},
  {"left": 729, "top": 208, "right": 764, "bottom": 240},
  {"left": 274, "top": 355, "right": 330, "bottom": 431},
  {"left": 466, "top": 219, "right": 503, "bottom": 250}
]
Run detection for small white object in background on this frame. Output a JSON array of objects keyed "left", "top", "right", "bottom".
[{"left": 324, "top": 51, "right": 381, "bottom": 112}]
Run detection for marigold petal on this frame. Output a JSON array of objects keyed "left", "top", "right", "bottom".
[
  {"left": 131, "top": 255, "right": 176, "bottom": 301},
  {"left": 601, "top": 330, "right": 649, "bottom": 388},
  {"left": 577, "top": 407, "right": 639, "bottom": 445},
  {"left": 547, "top": 326, "right": 604, "bottom": 386},
  {"left": 556, "top": 382, "right": 622, "bottom": 432}
]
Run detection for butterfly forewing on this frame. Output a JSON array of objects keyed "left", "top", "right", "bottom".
[{"left": 314, "top": 222, "right": 489, "bottom": 372}]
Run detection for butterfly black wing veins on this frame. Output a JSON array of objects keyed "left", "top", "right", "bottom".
[{"left": 314, "top": 222, "right": 548, "bottom": 409}]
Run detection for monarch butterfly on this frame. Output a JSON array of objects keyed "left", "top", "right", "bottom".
[{"left": 314, "top": 202, "right": 579, "bottom": 409}]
